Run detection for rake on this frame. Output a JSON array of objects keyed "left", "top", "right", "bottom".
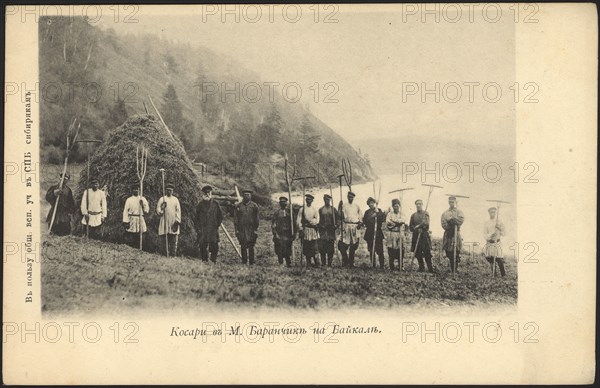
[{"left": 136, "top": 145, "right": 148, "bottom": 250}]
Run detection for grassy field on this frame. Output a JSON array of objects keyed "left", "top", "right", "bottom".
[
  {"left": 41, "top": 219, "right": 517, "bottom": 314},
  {"left": 41, "top": 164, "right": 517, "bottom": 314}
]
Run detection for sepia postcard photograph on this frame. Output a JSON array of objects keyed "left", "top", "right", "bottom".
[{"left": 3, "top": 3, "right": 597, "bottom": 384}]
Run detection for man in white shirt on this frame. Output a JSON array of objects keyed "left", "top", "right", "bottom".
[
  {"left": 122, "top": 184, "right": 150, "bottom": 248},
  {"left": 385, "top": 198, "right": 406, "bottom": 271},
  {"left": 157, "top": 183, "right": 181, "bottom": 256},
  {"left": 81, "top": 178, "right": 107, "bottom": 240},
  {"left": 297, "top": 193, "right": 320, "bottom": 267},
  {"left": 483, "top": 207, "right": 506, "bottom": 277},
  {"left": 337, "top": 191, "right": 362, "bottom": 268}
]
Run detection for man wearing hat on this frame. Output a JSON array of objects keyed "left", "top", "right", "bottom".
[
  {"left": 81, "top": 178, "right": 107, "bottom": 240},
  {"left": 441, "top": 196, "right": 465, "bottom": 271},
  {"left": 157, "top": 183, "right": 181, "bottom": 256},
  {"left": 409, "top": 199, "right": 434, "bottom": 273},
  {"left": 46, "top": 172, "right": 76, "bottom": 236},
  {"left": 271, "top": 196, "right": 294, "bottom": 266},
  {"left": 483, "top": 207, "right": 506, "bottom": 277},
  {"left": 363, "top": 197, "right": 386, "bottom": 269},
  {"left": 297, "top": 193, "right": 320, "bottom": 266},
  {"left": 385, "top": 198, "right": 406, "bottom": 271},
  {"left": 122, "top": 184, "right": 150, "bottom": 248},
  {"left": 317, "top": 194, "right": 339, "bottom": 267},
  {"left": 234, "top": 189, "right": 260, "bottom": 265},
  {"left": 195, "top": 185, "right": 224, "bottom": 263},
  {"left": 338, "top": 191, "right": 362, "bottom": 267}
]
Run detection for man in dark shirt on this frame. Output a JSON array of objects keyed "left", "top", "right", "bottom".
[
  {"left": 318, "top": 194, "right": 339, "bottom": 267},
  {"left": 363, "top": 197, "right": 386, "bottom": 269},
  {"left": 271, "top": 196, "right": 294, "bottom": 266},
  {"left": 45, "top": 173, "right": 75, "bottom": 236},
  {"left": 195, "top": 185, "right": 224, "bottom": 263},
  {"left": 409, "top": 199, "right": 434, "bottom": 273},
  {"left": 234, "top": 189, "right": 260, "bottom": 265}
]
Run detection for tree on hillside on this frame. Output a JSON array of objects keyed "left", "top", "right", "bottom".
[
  {"left": 161, "top": 84, "right": 195, "bottom": 150},
  {"left": 107, "top": 98, "right": 128, "bottom": 128},
  {"left": 256, "top": 104, "right": 283, "bottom": 154},
  {"left": 297, "top": 114, "right": 321, "bottom": 164},
  {"left": 162, "top": 52, "right": 179, "bottom": 74}
]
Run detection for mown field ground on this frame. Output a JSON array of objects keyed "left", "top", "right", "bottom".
[{"left": 41, "top": 165, "right": 517, "bottom": 314}]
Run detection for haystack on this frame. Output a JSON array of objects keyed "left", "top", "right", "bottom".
[{"left": 76, "top": 114, "right": 203, "bottom": 255}]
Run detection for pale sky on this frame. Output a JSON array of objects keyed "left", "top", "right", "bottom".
[{"left": 100, "top": 4, "right": 515, "bottom": 145}]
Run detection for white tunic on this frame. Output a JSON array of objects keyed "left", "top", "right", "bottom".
[
  {"left": 122, "top": 195, "right": 150, "bottom": 233},
  {"left": 340, "top": 201, "right": 362, "bottom": 244},
  {"left": 385, "top": 210, "right": 406, "bottom": 249},
  {"left": 483, "top": 218, "right": 506, "bottom": 258},
  {"left": 157, "top": 195, "right": 181, "bottom": 235},
  {"left": 297, "top": 204, "right": 320, "bottom": 241},
  {"left": 81, "top": 189, "right": 107, "bottom": 227}
]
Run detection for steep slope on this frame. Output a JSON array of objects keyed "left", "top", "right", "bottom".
[{"left": 39, "top": 17, "right": 375, "bottom": 194}]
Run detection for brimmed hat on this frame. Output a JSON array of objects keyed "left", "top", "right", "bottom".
[
  {"left": 488, "top": 206, "right": 497, "bottom": 212},
  {"left": 448, "top": 196, "right": 457, "bottom": 201},
  {"left": 415, "top": 199, "right": 423, "bottom": 205},
  {"left": 166, "top": 183, "right": 175, "bottom": 190},
  {"left": 279, "top": 196, "right": 288, "bottom": 202},
  {"left": 89, "top": 178, "right": 99, "bottom": 185},
  {"left": 201, "top": 185, "right": 212, "bottom": 193},
  {"left": 323, "top": 194, "right": 332, "bottom": 200},
  {"left": 347, "top": 191, "right": 356, "bottom": 198},
  {"left": 305, "top": 193, "right": 315, "bottom": 200},
  {"left": 242, "top": 189, "right": 253, "bottom": 194}
]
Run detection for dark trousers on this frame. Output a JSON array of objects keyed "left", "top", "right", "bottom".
[
  {"left": 319, "top": 239, "right": 335, "bottom": 266},
  {"left": 126, "top": 232, "right": 139, "bottom": 248},
  {"left": 274, "top": 239, "right": 292, "bottom": 266},
  {"left": 159, "top": 234, "right": 178, "bottom": 256},
  {"left": 367, "top": 238, "right": 385, "bottom": 268},
  {"left": 446, "top": 249, "right": 461, "bottom": 272},
  {"left": 415, "top": 254, "right": 434, "bottom": 272},
  {"left": 303, "top": 240, "right": 319, "bottom": 266},
  {"left": 486, "top": 256, "right": 506, "bottom": 276},
  {"left": 48, "top": 221, "right": 71, "bottom": 236},
  {"left": 387, "top": 246, "right": 406, "bottom": 270},
  {"left": 240, "top": 242, "right": 255, "bottom": 265},
  {"left": 338, "top": 241, "right": 359, "bottom": 267},
  {"left": 200, "top": 242, "right": 219, "bottom": 262},
  {"left": 88, "top": 225, "right": 102, "bottom": 240},
  {"left": 413, "top": 237, "right": 433, "bottom": 272}
]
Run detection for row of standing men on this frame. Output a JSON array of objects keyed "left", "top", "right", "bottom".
[{"left": 45, "top": 173, "right": 506, "bottom": 275}]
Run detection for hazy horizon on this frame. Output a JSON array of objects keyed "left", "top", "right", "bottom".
[{"left": 98, "top": 4, "right": 516, "bottom": 148}]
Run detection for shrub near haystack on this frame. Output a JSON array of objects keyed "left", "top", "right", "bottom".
[{"left": 76, "top": 115, "right": 203, "bottom": 255}]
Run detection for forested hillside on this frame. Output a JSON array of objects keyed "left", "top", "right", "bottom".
[{"left": 39, "top": 16, "right": 375, "bottom": 192}]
